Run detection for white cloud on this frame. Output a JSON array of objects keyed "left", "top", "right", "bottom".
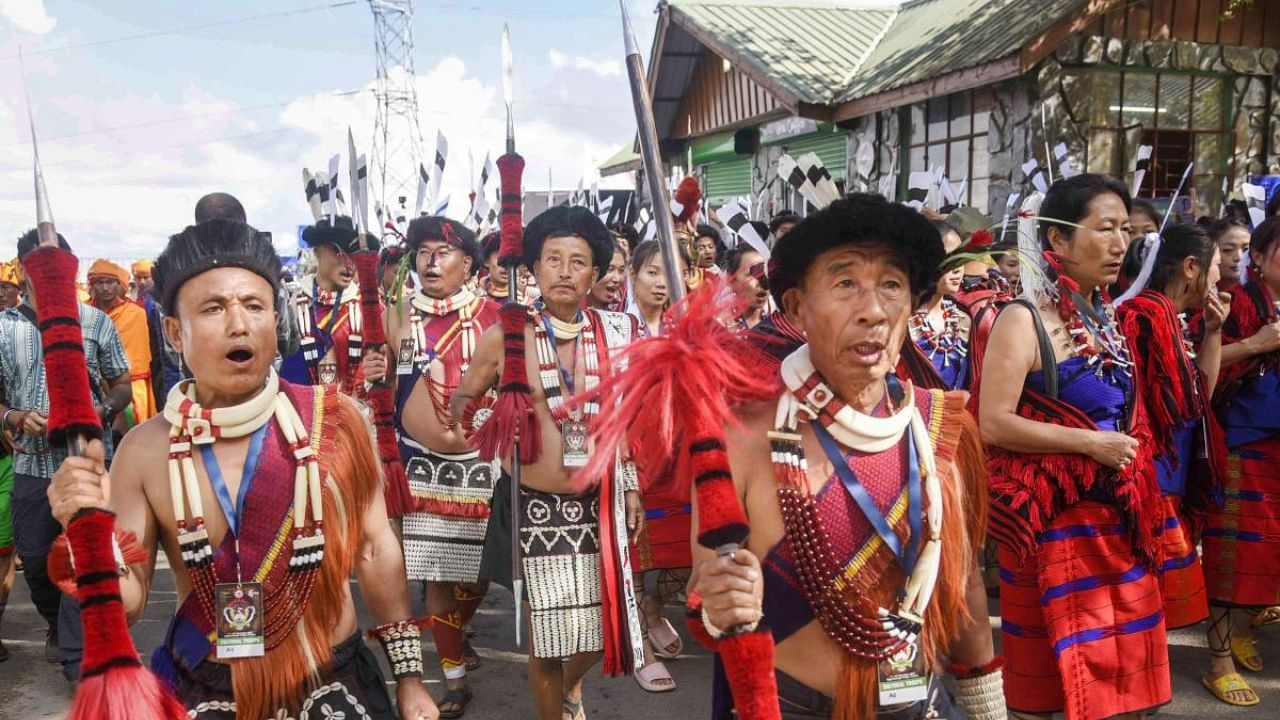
[
  {"left": 548, "top": 49, "right": 622, "bottom": 78},
  {"left": 0, "top": 54, "right": 634, "bottom": 264},
  {"left": 0, "top": 0, "right": 56, "bottom": 34}
]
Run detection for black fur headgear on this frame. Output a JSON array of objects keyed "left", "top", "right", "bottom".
[
  {"left": 769, "top": 193, "right": 942, "bottom": 307},
  {"left": 16, "top": 228, "right": 71, "bottom": 260},
  {"left": 523, "top": 206, "right": 614, "bottom": 277},
  {"left": 406, "top": 216, "right": 481, "bottom": 276},
  {"left": 154, "top": 219, "right": 281, "bottom": 315},
  {"left": 300, "top": 215, "right": 358, "bottom": 254}
]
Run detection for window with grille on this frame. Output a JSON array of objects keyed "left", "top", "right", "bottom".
[{"left": 901, "top": 88, "right": 994, "bottom": 211}]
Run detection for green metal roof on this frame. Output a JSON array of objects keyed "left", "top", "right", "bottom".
[
  {"left": 665, "top": 0, "right": 1088, "bottom": 107},
  {"left": 598, "top": 141, "right": 641, "bottom": 176},
  {"left": 669, "top": 0, "right": 897, "bottom": 106}
]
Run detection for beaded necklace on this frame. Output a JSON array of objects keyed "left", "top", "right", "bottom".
[
  {"left": 532, "top": 301, "right": 602, "bottom": 426},
  {"left": 772, "top": 346, "right": 943, "bottom": 660},
  {"left": 407, "top": 287, "right": 484, "bottom": 429},
  {"left": 909, "top": 299, "right": 968, "bottom": 367},
  {"left": 162, "top": 371, "right": 325, "bottom": 649},
  {"left": 1060, "top": 294, "right": 1132, "bottom": 378},
  {"left": 295, "top": 279, "right": 362, "bottom": 385},
  {"left": 1178, "top": 312, "right": 1198, "bottom": 361}
]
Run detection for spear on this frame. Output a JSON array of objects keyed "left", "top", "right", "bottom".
[
  {"left": 620, "top": 4, "right": 779, "bottom": 718},
  {"left": 20, "top": 50, "right": 186, "bottom": 720}
]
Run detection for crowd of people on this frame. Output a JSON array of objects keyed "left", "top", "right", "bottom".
[{"left": 0, "top": 168, "right": 1278, "bottom": 720}]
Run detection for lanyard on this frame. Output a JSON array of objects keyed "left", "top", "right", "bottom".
[
  {"left": 202, "top": 425, "right": 269, "bottom": 539},
  {"left": 538, "top": 307, "right": 582, "bottom": 395},
  {"left": 313, "top": 279, "right": 345, "bottom": 334},
  {"left": 812, "top": 422, "right": 923, "bottom": 578}
]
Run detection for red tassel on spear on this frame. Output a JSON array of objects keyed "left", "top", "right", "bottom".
[
  {"left": 617, "top": 3, "right": 780, "bottom": 716},
  {"left": 21, "top": 64, "right": 185, "bottom": 719}
]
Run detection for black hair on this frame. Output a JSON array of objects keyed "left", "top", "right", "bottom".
[
  {"left": 1038, "top": 174, "right": 1132, "bottom": 250},
  {"left": 1224, "top": 199, "right": 1250, "bottom": 224},
  {"left": 405, "top": 216, "right": 481, "bottom": 276},
  {"left": 523, "top": 206, "right": 615, "bottom": 277},
  {"left": 769, "top": 193, "right": 942, "bottom": 307},
  {"left": 769, "top": 210, "right": 801, "bottom": 236},
  {"left": 154, "top": 219, "right": 280, "bottom": 316},
  {"left": 1121, "top": 223, "right": 1216, "bottom": 295},
  {"left": 1130, "top": 199, "right": 1160, "bottom": 228},
  {"left": 480, "top": 231, "right": 502, "bottom": 261},
  {"left": 193, "top": 192, "right": 247, "bottom": 224},
  {"left": 724, "top": 245, "right": 764, "bottom": 276},
  {"left": 1251, "top": 216, "right": 1280, "bottom": 268},
  {"left": 16, "top": 228, "right": 71, "bottom": 260},
  {"left": 1268, "top": 191, "right": 1280, "bottom": 219},
  {"left": 1208, "top": 217, "right": 1251, "bottom": 243},
  {"left": 628, "top": 239, "right": 689, "bottom": 276},
  {"left": 608, "top": 222, "right": 640, "bottom": 252}
]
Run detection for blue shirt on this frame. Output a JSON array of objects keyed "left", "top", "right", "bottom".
[{"left": 0, "top": 303, "right": 130, "bottom": 478}]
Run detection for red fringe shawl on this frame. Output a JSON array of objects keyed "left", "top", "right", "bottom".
[
  {"left": 471, "top": 303, "right": 541, "bottom": 465},
  {"left": 1214, "top": 281, "right": 1279, "bottom": 412}
]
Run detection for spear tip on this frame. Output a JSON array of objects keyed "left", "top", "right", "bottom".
[{"left": 621, "top": 1, "right": 639, "bottom": 57}]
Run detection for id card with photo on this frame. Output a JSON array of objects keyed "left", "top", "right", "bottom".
[
  {"left": 215, "top": 582, "right": 265, "bottom": 659},
  {"left": 562, "top": 419, "right": 590, "bottom": 468},
  {"left": 877, "top": 642, "right": 928, "bottom": 707}
]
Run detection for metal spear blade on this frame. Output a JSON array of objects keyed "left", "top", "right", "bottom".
[{"left": 502, "top": 24, "right": 515, "bottom": 149}]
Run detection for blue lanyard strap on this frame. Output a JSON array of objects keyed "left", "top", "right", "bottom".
[
  {"left": 811, "top": 421, "right": 923, "bottom": 578},
  {"left": 536, "top": 303, "right": 582, "bottom": 395},
  {"left": 201, "top": 425, "right": 270, "bottom": 539}
]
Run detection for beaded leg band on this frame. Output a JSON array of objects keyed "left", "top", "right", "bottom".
[{"left": 368, "top": 620, "right": 425, "bottom": 680}]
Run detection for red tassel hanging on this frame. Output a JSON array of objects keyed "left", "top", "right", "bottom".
[
  {"left": 471, "top": 304, "right": 540, "bottom": 465},
  {"left": 22, "top": 246, "right": 102, "bottom": 445},
  {"left": 495, "top": 153, "right": 525, "bottom": 266},
  {"left": 352, "top": 250, "right": 413, "bottom": 517},
  {"left": 65, "top": 509, "right": 186, "bottom": 720}
]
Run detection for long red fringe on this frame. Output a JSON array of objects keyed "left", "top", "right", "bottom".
[
  {"left": 65, "top": 508, "right": 186, "bottom": 720},
  {"left": 471, "top": 304, "right": 541, "bottom": 464},
  {"left": 496, "top": 153, "right": 526, "bottom": 265},
  {"left": 23, "top": 246, "right": 102, "bottom": 445},
  {"left": 1117, "top": 291, "right": 1197, "bottom": 459},
  {"left": 413, "top": 496, "right": 491, "bottom": 519}
]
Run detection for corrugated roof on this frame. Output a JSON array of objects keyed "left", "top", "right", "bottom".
[
  {"left": 665, "top": 0, "right": 1088, "bottom": 108},
  {"left": 670, "top": 0, "right": 897, "bottom": 105},
  {"left": 838, "top": 0, "right": 1085, "bottom": 102}
]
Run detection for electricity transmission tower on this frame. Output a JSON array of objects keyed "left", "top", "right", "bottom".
[{"left": 369, "top": 0, "right": 425, "bottom": 224}]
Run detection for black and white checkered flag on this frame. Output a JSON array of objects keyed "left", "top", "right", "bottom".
[
  {"left": 415, "top": 163, "right": 429, "bottom": 217},
  {"left": 715, "top": 199, "right": 771, "bottom": 258},
  {"left": 777, "top": 152, "right": 841, "bottom": 210},
  {"left": 471, "top": 153, "right": 495, "bottom": 228},
  {"left": 1054, "top": 143, "right": 1079, "bottom": 180},
  {"left": 1022, "top": 158, "right": 1049, "bottom": 194},
  {"left": 906, "top": 171, "right": 933, "bottom": 211},
  {"left": 428, "top": 130, "right": 448, "bottom": 215},
  {"left": 1244, "top": 182, "right": 1267, "bottom": 228},
  {"left": 1131, "top": 145, "right": 1153, "bottom": 198}
]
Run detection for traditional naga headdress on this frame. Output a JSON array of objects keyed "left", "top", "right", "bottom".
[{"left": 153, "top": 219, "right": 281, "bottom": 316}]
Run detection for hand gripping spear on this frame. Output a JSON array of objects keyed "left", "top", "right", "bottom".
[
  {"left": 348, "top": 129, "right": 415, "bottom": 518},
  {"left": 619, "top": 4, "right": 780, "bottom": 717},
  {"left": 21, "top": 66, "right": 186, "bottom": 720}
]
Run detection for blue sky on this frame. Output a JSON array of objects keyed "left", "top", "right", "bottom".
[{"left": 0, "top": 0, "right": 658, "bottom": 258}]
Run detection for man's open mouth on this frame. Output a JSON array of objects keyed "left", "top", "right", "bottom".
[{"left": 226, "top": 349, "right": 254, "bottom": 363}]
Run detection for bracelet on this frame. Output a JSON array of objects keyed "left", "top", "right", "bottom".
[
  {"left": 1, "top": 408, "right": 18, "bottom": 432},
  {"left": 368, "top": 619, "right": 424, "bottom": 680},
  {"left": 701, "top": 605, "right": 760, "bottom": 640},
  {"left": 621, "top": 460, "right": 640, "bottom": 493}
]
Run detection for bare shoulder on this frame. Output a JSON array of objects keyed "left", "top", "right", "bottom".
[
  {"left": 114, "top": 414, "right": 172, "bottom": 470},
  {"left": 724, "top": 400, "right": 776, "bottom": 458},
  {"left": 990, "top": 300, "right": 1033, "bottom": 337}
]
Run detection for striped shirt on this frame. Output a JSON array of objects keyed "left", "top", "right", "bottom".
[{"left": 0, "top": 303, "right": 130, "bottom": 478}]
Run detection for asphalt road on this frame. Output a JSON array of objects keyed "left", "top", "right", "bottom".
[{"left": 3, "top": 566, "right": 1279, "bottom": 719}]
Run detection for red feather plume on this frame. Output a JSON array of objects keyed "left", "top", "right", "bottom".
[{"left": 672, "top": 176, "right": 702, "bottom": 223}]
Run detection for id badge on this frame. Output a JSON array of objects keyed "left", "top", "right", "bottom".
[
  {"left": 877, "top": 642, "right": 928, "bottom": 707},
  {"left": 215, "top": 582, "right": 265, "bottom": 659},
  {"left": 396, "top": 338, "right": 416, "bottom": 376},
  {"left": 561, "top": 419, "right": 590, "bottom": 468},
  {"left": 318, "top": 362, "right": 339, "bottom": 385}
]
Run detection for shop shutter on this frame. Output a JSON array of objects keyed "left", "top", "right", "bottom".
[
  {"left": 702, "top": 157, "right": 753, "bottom": 205},
  {"left": 775, "top": 131, "right": 849, "bottom": 181}
]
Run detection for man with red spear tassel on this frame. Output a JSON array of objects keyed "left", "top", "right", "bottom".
[{"left": 47, "top": 218, "right": 440, "bottom": 720}]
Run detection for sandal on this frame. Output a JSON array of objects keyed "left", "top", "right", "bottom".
[
  {"left": 463, "top": 638, "right": 480, "bottom": 671},
  {"left": 1201, "top": 672, "right": 1260, "bottom": 706},
  {"left": 1231, "top": 635, "right": 1263, "bottom": 673},
  {"left": 437, "top": 686, "right": 473, "bottom": 719},
  {"left": 561, "top": 695, "right": 586, "bottom": 720},
  {"left": 647, "top": 617, "right": 683, "bottom": 660},
  {"left": 634, "top": 660, "right": 677, "bottom": 693},
  {"left": 1251, "top": 606, "right": 1280, "bottom": 628}
]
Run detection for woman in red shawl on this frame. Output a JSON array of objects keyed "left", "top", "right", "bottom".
[{"left": 1200, "top": 216, "right": 1280, "bottom": 694}]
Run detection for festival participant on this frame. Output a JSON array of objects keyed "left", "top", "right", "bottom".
[
  {"left": 46, "top": 219, "right": 439, "bottom": 720},
  {"left": 0, "top": 232, "right": 132, "bottom": 682},
  {"left": 379, "top": 244, "right": 408, "bottom": 303},
  {"left": 281, "top": 216, "right": 366, "bottom": 396},
  {"left": 132, "top": 259, "right": 170, "bottom": 409},
  {"left": 1115, "top": 226, "right": 1242, "bottom": 703},
  {"left": 1130, "top": 199, "right": 1161, "bottom": 239},
  {"left": 587, "top": 239, "right": 627, "bottom": 312},
  {"left": 680, "top": 193, "right": 998, "bottom": 718},
  {"left": 623, "top": 239, "right": 691, "bottom": 694},
  {"left": 0, "top": 257, "right": 21, "bottom": 663},
  {"left": 909, "top": 223, "right": 971, "bottom": 391},
  {"left": 1210, "top": 218, "right": 1252, "bottom": 293},
  {"left": 725, "top": 247, "right": 768, "bottom": 331},
  {"left": 1201, "top": 216, "right": 1280, "bottom": 690},
  {"left": 88, "top": 259, "right": 157, "bottom": 426},
  {"left": 457, "top": 206, "right": 643, "bottom": 720},
  {"left": 478, "top": 232, "right": 513, "bottom": 303},
  {"left": 992, "top": 242, "right": 1020, "bottom": 292},
  {"left": 693, "top": 225, "right": 724, "bottom": 275},
  {"left": 363, "top": 216, "right": 500, "bottom": 718},
  {"left": 769, "top": 210, "right": 800, "bottom": 240},
  {"left": 979, "top": 174, "right": 1170, "bottom": 720}
]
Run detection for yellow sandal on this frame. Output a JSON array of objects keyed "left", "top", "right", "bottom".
[
  {"left": 1251, "top": 605, "right": 1280, "bottom": 628},
  {"left": 1231, "top": 635, "right": 1263, "bottom": 672},
  {"left": 1201, "top": 672, "right": 1260, "bottom": 706}
]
